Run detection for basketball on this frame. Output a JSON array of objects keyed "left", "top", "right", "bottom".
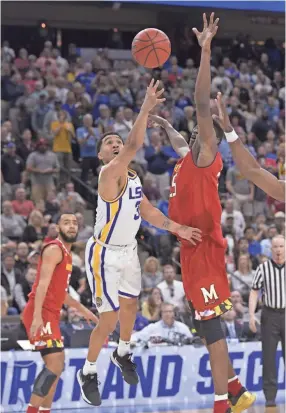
[{"left": 132, "top": 28, "right": 171, "bottom": 69}]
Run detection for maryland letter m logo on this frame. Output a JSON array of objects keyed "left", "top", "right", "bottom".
[
  {"left": 41, "top": 322, "right": 52, "bottom": 336},
  {"left": 201, "top": 284, "right": 218, "bottom": 304}
]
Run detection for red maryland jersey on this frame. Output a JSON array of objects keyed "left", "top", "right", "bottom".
[
  {"left": 169, "top": 151, "right": 230, "bottom": 313},
  {"left": 169, "top": 151, "right": 225, "bottom": 246},
  {"left": 28, "top": 239, "right": 73, "bottom": 314}
]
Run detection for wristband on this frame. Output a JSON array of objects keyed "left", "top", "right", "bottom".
[{"left": 225, "top": 130, "right": 239, "bottom": 143}]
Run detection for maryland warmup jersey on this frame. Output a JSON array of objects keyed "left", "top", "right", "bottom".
[{"left": 86, "top": 168, "right": 143, "bottom": 313}]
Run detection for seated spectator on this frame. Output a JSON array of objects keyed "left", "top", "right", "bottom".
[
  {"left": 1, "top": 200, "right": 27, "bottom": 241},
  {"left": 221, "top": 199, "right": 245, "bottom": 240},
  {"left": 157, "top": 264, "right": 185, "bottom": 312},
  {"left": 1, "top": 285, "right": 8, "bottom": 316},
  {"left": 96, "top": 104, "right": 114, "bottom": 134},
  {"left": 43, "top": 222, "right": 58, "bottom": 245},
  {"left": 26, "top": 138, "right": 59, "bottom": 203},
  {"left": 244, "top": 227, "right": 262, "bottom": 258},
  {"left": 51, "top": 110, "right": 75, "bottom": 184},
  {"left": 1, "top": 172, "right": 13, "bottom": 202},
  {"left": 226, "top": 165, "right": 254, "bottom": 219},
  {"left": 44, "top": 189, "right": 60, "bottom": 219},
  {"left": 11, "top": 187, "right": 35, "bottom": 219},
  {"left": 131, "top": 303, "right": 192, "bottom": 344},
  {"left": 14, "top": 267, "right": 37, "bottom": 312},
  {"left": 60, "top": 307, "right": 94, "bottom": 348},
  {"left": 27, "top": 250, "right": 40, "bottom": 270},
  {"left": 1, "top": 253, "right": 22, "bottom": 313},
  {"left": 57, "top": 182, "right": 86, "bottom": 212},
  {"left": 221, "top": 310, "right": 243, "bottom": 339},
  {"left": 260, "top": 225, "right": 279, "bottom": 258},
  {"left": 113, "top": 108, "right": 133, "bottom": 142},
  {"left": 1, "top": 142, "right": 25, "bottom": 186},
  {"left": 76, "top": 114, "right": 100, "bottom": 182},
  {"left": 109, "top": 73, "right": 134, "bottom": 110},
  {"left": 145, "top": 131, "right": 171, "bottom": 197},
  {"left": 142, "top": 174, "right": 161, "bottom": 204},
  {"left": 22, "top": 210, "right": 47, "bottom": 247},
  {"left": 232, "top": 254, "right": 255, "bottom": 303},
  {"left": 141, "top": 256, "right": 163, "bottom": 297},
  {"left": 15, "top": 47, "right": 30, "bottom": 73},
  {"left": 14, "top": 242, "right": 29, "bottom": 273},
  {"left": 142, "top": 287, "right": 163, "bottom": 322},
  {"left": 74, "top": 212, "right": 93, "bottom": 243},
  {"left": 16, "top": 129, "right": 34, "bottom": 163},
  {"left": 230, "top": 290, "right": 254, "bottom": 323}
]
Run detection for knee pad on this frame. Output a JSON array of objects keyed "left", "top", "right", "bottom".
[
  {"left": 32, "top": 367, "right": 57, "bottom": 397},
  {"left": 200, "top": 316, "right": 225, "bottom": 346}
]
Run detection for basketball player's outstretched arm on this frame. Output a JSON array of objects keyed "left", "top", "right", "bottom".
[
  {"left": 102, "top": 79, "right": 165, "bottom": 179},
  {"left": 30, "top": 245, "right": 63, "bottom": 337},
  {"left": 149, "top": 114, "right": 189, "bottom": 158},
  {"left": 140, "top": 195, "right": 202, "bottom": 245},
  {"left": 193, "top": 13, "right": 219, "bottom": 161},
  {"left": 213, "top": 92, "right": 285, "bottom": 202}
]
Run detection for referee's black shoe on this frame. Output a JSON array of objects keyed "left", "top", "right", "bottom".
[
  {"left": 110, "top": 349, "right": 139, "bottom": 385},
  {"left": 77, "top": 369, "right": 101, "bottom": 406}
]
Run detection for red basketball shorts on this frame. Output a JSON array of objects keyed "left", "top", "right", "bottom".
[
  {"left": 180, "top": 238, "right": 232, "bottom": 320},
  {"left": 22, "top": 301, "right": 63, "bottom": 351}
]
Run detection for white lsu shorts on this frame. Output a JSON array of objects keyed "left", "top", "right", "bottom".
[{"left": 85, "top": 237, "right": 142, "bottom": 313}]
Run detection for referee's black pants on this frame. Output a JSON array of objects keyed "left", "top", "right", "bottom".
[{"left": 261, "top": 306, "right": 285, "bottom": 402}]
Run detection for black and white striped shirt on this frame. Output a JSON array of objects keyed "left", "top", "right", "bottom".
[{"left": 252, "top": 260, "right": 285, "bottom": 309}]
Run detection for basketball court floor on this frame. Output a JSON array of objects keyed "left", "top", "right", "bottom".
[{"left": 50, "top": 406, "right": 285, "bottom": 413}]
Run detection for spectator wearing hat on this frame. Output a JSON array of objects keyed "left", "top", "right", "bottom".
[
  {"left": 76, "top": 113, "right": 100, "bottom": 182},
  {"left": 31, "top": 90, "right": 51, "bottom": 136},
  {"left": 26, "top": 138, "right": 59, "bottom": 203},
  {"left": 11, "top": 187, "right": 35, "bottom": 219},
  {"left": 27, "top": 249, "right": 40, "bottom": 269},
  {"left": 1, "top": 201, "right": 27, "bottom": 241},
  {"left": 274, "top": 211, "right": 285, "bottom": 232},
  {"left": 1, "top": 142, "right": 25, "bottom": 187}
]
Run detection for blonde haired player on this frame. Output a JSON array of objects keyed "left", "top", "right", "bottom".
[{"left": 77, "top": 80, "right": 202, "bottom": 406}]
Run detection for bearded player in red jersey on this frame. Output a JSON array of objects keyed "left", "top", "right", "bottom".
[
  {"left": 150, "top": 13, "right": 255, "bottom": 413},
  {"left": 22, "top": 213, "right": 98, "bottom": 413}
]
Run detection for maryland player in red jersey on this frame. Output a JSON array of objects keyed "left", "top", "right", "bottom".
[
  {"left": 150, "top": 13, "right": 255, "bottom": 413},
  {"left": 22, "top": 213, "right": 98, "bottom": 413}
]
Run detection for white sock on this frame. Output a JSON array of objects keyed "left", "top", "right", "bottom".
[
  {"left": 228, "top": 375, "right": 238, "bottom": 383},
  {"left": 39, "top": 408, "right": 50, "bottom": 412},
  {"left": 83, "top": 359, "right": 97, "bottom": 376},
  {"left": 117, "top": 339, "right": 131, "bottom": 357},
  {"left": 215, "top": 394, "right": 228, "bottom": 401}
]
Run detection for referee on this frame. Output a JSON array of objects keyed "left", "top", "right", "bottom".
[{"left": 249, "top": 235, "right": 285, "bottom": 407}]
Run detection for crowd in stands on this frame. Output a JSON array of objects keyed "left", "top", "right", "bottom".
[{"left": 1, "top": 33, "right": 285, "bottom": 347}]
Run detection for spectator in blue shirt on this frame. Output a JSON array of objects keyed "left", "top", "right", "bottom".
[
  {"left": 76, "top": 114, "right": 100, "bottom": 182},
  {"left": 62, "top": 91, "right": 76, "bottom": 118},
  {"left": 76, "top": 62, "right": 96, "bottom": 89},
  {"left": 145, "top": 131, "right": 171, "bottom": 197},
  {"left": 265, "top": 96, "right": 280, "bottom": 121}
]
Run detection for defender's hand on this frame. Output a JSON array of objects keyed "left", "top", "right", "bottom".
[
  {"left": 142, "top": 79, "right": 165, "bottom": 113},
  {"left": 176, "top": 226, "right": 202, "bottom": 245},
  {"left": 148, "top": 114, "right": 169, "bottom": 129},
  {"left": 212, "top": 92, "right": 233, "bottom": 133},
  {"left": 192, "top": 13, "right": 219, "bottom": 51}
]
